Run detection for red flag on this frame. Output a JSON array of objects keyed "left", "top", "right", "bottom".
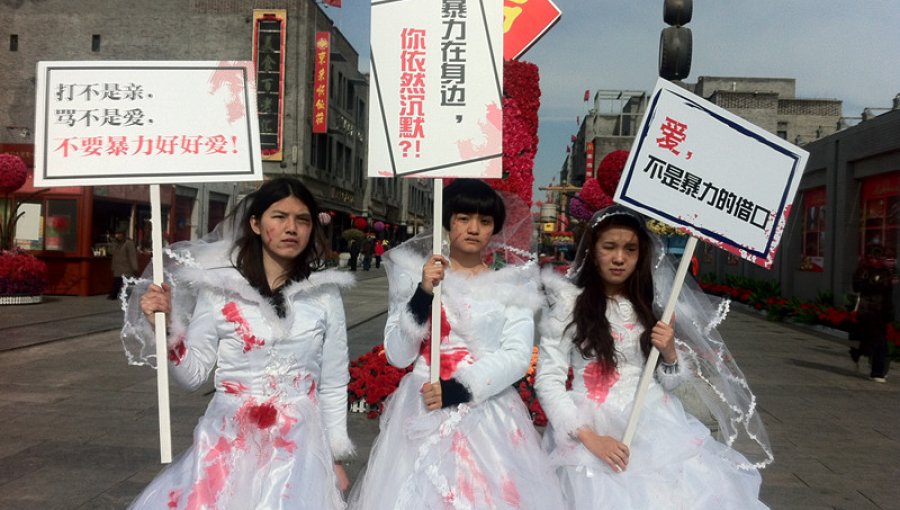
[
  {"left": 323, "top": 0, "right": 341, "bottom": 7},
  {"left": 583, "top": 89, "right": 590, "bottom": 101}
]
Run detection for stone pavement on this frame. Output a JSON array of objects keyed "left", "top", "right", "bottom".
[{"left": 0, "top": 268, "right": 897, "bottom": 509}]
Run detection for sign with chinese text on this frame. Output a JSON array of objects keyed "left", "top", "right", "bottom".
[
  {"left": 253, "top": 10, "right": 286, "bottom": 161},
  {"left": 503, "top": 0, "right": 561, "bottom": 61},
  {"left": 367, "top": 0, "right": 504, "bottom": 178},
  {"left": 312, "top": 32, "right": 330, "bottom": 135},
  {"left": 585, "top": 141, "right": 594, "bottom": 179},
  {"left": 34, "top": 61, "right": 263, "bottom": 187},
  {"left": 615, "top": 79, "right": 808, "bottom": 268}
]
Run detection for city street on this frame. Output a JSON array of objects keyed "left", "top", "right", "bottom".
[{"left": 0, "top": 269, "right": 897, "bottom": 509}]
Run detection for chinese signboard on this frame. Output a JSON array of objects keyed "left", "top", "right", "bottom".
[
  {"left": 367, "top": 0, "right": 504, "bottom": 178},
  {"left": 253, "top": 10, "right": 286, "bottom": 161},
  {"left": 615, "top": 79, "right": 808, "bottom": 268},
  {"left": 34, "top": 61, "right": 263, "bottom": 186},
  {"left": 503, "top": 0, "right": 561, "bottom": 61},
  {"left": 585, "top": 141, "right": 594, "bottom": 179},
  {"left": 312, "top": 32, "right": 330, "bottom": 135}
]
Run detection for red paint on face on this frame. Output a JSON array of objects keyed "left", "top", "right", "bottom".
[
  {"left": 449, "top": 212, "right": 494, "bottom": 256},
  {"left": 583, "top": 361, "right": 620, "bottom": 404},
  {"left": 222, "top": 301, "right": 265, "bottom": 352},
  {"left": 250, "top": 195, "right": 313, "bottom": 269}
]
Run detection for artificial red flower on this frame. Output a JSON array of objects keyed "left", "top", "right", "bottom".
[{"left": 0, "top": 153, "right": 27, "bottom": 194}]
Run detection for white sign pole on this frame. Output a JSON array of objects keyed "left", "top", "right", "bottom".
[
  {"left": 429, "top": 178, "right": 444, "bottom": 384},
  {"left": 622, "top": 235, "right": 698, "bottom": 447},
  {"left": 150, "top": 184, "right": 173, "bottom": 463}
]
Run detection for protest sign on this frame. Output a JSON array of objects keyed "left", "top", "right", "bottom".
[
  {"left": 34, "top": 61, "right": 263, "bottom": 463},
  {"left": 615, "top": 78, "right": 808, "bottom": 269}
]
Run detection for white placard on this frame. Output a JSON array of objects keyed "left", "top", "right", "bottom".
[
  {"left": 367, "top": 0, "right": 504, "bottom": 178},
  {"left": 615, "top": 79, "right": 808, "bottom": 268},
  {"left": 34, "top": 61, "right": 263, "bottom": 187}
]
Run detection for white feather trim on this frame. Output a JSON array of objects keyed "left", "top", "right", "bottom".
[{"left": 329, "top": 433, "right": 356, "bottom": 461}]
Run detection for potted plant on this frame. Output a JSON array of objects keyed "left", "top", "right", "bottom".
[{"left": 0, "top": 153, "right": 48, "bottom": 304}]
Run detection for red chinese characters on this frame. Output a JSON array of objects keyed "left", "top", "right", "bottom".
[
  {"left": 312, "top": 32, "right": 330, "bottom": 134},
  {"left": 399, "top": 28, "right": 426, "bottom": 158}
]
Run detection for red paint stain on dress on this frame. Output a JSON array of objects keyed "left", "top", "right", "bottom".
[
  {"left": 167, "top": 489, "right": 181, "bottom": 509},
  {"left": 510, "top": 428, "right": 526, "bottom": 447},
  {"left": 451, "top": 431, "right": 494, "bottom": 507},
  {"left": 168, "top": 337, "right": 186, "bottom": 364},
  {"left": 419, "top": 308, "right": 474, "bottom": 379},
  {"left": 221, "top": 381, "right": 247, "bottom": 395},
  {"left": 185, "top": 436, "right": 232, "bottom": 509},
  {"left": 248, "top": 403, "right": 278, "bottom": 429},
  {"left": 501, "top": 475, "right": 522, "bottom": 507},
  {"left": 583, "top": 361, "right": 619, "bottom": 404},
  {"left": 222, "top": 301, "right": 265, "bottom": 352}
]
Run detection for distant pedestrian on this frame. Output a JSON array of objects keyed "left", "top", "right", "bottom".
[
  {"left": 108, "top": 229, "right": 138, "bottom": 300},
  {"left": 850, "top": 244, "right": 895, "bottom": 383},
  {"left": 374, "top": 239, "right": 385, "bottom": 269},
  {"left": 361, "top": 238, "right": 373, "bottom": 271},
  {"left": 349, "top": 239, "right": 360, "bottom": 271}
]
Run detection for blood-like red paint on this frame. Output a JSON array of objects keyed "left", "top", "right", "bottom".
[{"left": 222, "top": 301, "right": 265, "bottom": 352}]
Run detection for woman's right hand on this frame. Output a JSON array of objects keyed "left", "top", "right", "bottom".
[
  {"left": 577, "top": 427, "right": 630, "bottom": 473},
  {"left": 140, "top": 283, "right": 172, "bottom": 326},
  {"left": 420, "top": 254, "right": 448, "bottom": 295}
]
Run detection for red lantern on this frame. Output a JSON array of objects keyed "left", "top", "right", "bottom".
[{"left": 353, "top": 217, "right": 369, "bottom": 230}]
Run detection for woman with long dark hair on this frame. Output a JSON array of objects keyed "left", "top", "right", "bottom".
[
  {"left": 122, "top": 177, "right": 354, "bottom": 509},
  {"left": 536, "top": 205, "right": 770, "bottom": 509}
]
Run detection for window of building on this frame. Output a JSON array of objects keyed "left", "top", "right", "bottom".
[
  {"left": 9, "top": 34, "right": 18, "bottom": 52},
  {"left": 860, "top": 172, "right": 899, "bottom": 259},
  {"left": 91, "top": 34, "right": 101, "bottom": 52},
  {"left": 800, "top": 186, "right": 826, "bottom": 272},
  {"left": 777, "top": 121, "right": 787, "bottom": 140},
  {"left": 310, "top": 133, "right": 328, "bottom": 170},
  {"left": 45, "top": 199, "right": 79, "bottom": 252}
]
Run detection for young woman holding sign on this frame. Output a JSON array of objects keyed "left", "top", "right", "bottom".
[
  {"left": 348, "top": 179, "right": 564, "bottom": 509},
  {"left": 122, "top": 178, "right": 353, "bottom": 509},
  {"left": 536, "top": 205, "right": 771, "bottom": 509}
]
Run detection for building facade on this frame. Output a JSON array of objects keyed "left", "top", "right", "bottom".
[{"left": 1, "top": 0, "right": 429, "bottom": 294}]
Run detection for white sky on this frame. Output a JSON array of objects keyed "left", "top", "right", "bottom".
[{"left": 326, "top": 0, "right": 900, "bottom": 202}]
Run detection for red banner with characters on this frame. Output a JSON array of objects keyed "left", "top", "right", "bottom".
[
  {"left": 503, "top": 0, "right": 561, "bottom": 61},
  {"left": 312, "top": 32, "right": 330, "bottom": 134},
  {"left": 585, "top": 141, "right": 595, "bottom": 179}
]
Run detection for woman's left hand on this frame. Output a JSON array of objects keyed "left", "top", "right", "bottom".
[
  {"left": 650, "top": 320, "right": 677, "bottom": 364},
  {"left": 334, "top": 462, "right": 350, "bottom": 492}
]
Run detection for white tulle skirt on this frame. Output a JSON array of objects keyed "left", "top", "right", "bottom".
[
  {"left": 544, "top": 388, "right": 768, "bottom": 510},
  {"left": 129, "top": 392, "right": 345, "bottom": 510},
  {"left": 348, "top": 372, "right": 565, "bottom": 510}
]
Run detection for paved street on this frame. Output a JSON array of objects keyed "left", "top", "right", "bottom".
[{"left": 0, "top": 268, "right": 897, "bottom": 509}]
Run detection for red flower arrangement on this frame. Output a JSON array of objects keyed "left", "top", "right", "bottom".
[
  {"left": 484, "top": 60, "right": 541, "bottom": 207},
  {"left": 578, "top": 177, "right": 613, "bottom": 211},
  {"left": 0, "top": 153, "right": 27, "bottom": 194},
  {"left": 348, "top": 345, "right": 412, "bottom": 419},
  {"left": 596, "top": 150, "right": 629, "bottom": 196},
  {"left": 0, "top": 248, "right": 48, "bottom": 296}
]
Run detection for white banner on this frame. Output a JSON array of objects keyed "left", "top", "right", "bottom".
[
  {"left": 615, "top": 79, "right": 808, "bottom": 268},
  {"left": 34, "top": 61, "right": 263, "bottom": 187},
  {"left": 367, "top": 0, "right": 504, "bottom": 178}
]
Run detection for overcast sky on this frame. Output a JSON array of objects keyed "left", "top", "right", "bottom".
[{"left": 326, "top": 0, "right": 900, "bottom": 201}]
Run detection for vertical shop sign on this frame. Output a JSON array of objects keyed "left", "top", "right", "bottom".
[
  {"left": 253, "top": 10, "right": 286, "bottom": 161},
  {"left": 585, "top": 141, "right": 594, "bottom": 179},
  {"left": 312, "top": 32, "right": 331, "bottom": 134}
]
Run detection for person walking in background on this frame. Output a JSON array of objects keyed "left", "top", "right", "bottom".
[
  {"left": 348, "top": 239, "right": 360, "bottom": 272},
  {"left": 108, "top": 229, "right": 138, "bottom": 300},
  {"left": 374, "top": 238, "right": 385, "bottom": 269},
  {"left": 361, "top": 238, "right": 373, "bottom": 271},
  {"left": 850, "top": 244, "right": 895, "bottom": 383}
]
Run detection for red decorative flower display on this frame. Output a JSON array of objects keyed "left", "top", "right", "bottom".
[
  {"left": 596, "top": 149, "right": 629, "bottom": 196},
  {"left": 579, "top": 177, "right": 613, "bottom": 211},
  {"left": 0, "top": 153, "right": 27, "bottom": 194},
  {"left": 348, "top": 345, "right": 413, "bottom": 419},
  {"left": 0, "top": 249, "right": 48, "bottom": 296},
  {"left": 514, "top": 346, "right": 573, "bottom": 427},
  {"left": 485, "top": 60, "right": 541, "bottom": 207}
]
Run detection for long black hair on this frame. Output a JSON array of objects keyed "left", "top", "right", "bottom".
[
  {"left": 567, "top": 210, "right": 657, "bottom": 368},
  {"left": 232, "top": 177, "right": 326, "bottom": 293},
  {"left": 442, "top": 179, "right": 506, "bottom": 234}
]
